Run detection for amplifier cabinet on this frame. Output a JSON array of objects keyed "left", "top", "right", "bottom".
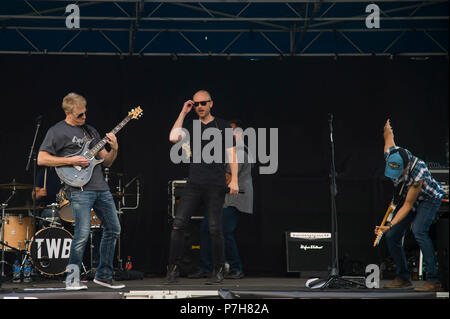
[
  {"left": 168, "top": 180, "right": 204, "bottom": 219},
  {"left": 286, "top": 232, "right": 332, "bottom": 273},
  {"left": 430, "top": 169, "right": 449, "bottom": 213}
]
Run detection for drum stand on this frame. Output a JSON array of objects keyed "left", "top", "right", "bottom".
[
  {"left": 80, "top": 227, "right": 100, "bottom": 280},
  {"left": 1, "top": 188, "right": 17, "bottom": 278},
  {"left": 115, "top": 176, "right": 140, "bottom": 272}
]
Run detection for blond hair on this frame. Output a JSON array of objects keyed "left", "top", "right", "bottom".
[{"left": 62, "top": 93, "right": 86, "bottom": 113}]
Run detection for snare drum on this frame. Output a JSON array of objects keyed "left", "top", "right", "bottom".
[
  {"left": 57, "top": 188, "right": 74, "bottom": 223},
  {"left": 0, "top": 214, "right": 34, "bottom": 251},
  {"left": 57, "top": 189, "right": 101, "bottom": 227},
  {"left": 29, "top": 227, "right": 73, "bottom": 276}
]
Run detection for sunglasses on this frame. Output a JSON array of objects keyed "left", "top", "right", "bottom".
[
  {"left": 74, "top": 111, "right": 87, "bottom": 119},
  {"left": 192, "top": 100, "right": 210, "bottom": 107}
]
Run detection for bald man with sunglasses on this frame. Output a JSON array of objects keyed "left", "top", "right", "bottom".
[{"left": 167, "top": 90, "right": 239, "bottom": 284}]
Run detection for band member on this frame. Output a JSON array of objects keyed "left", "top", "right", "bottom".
[
  {"left": 37, "top": 92, "right": 124, "bottom": 290},
  {"left": 32, "top": 166, "right": 62, "bottom": 226},
  {"left": 375, "top": 119, "right": 444, "bottom": 291},
  {"left": 189, "top": 119, "right": 253, "bottom": 280},
  {"left": 167, "top": 90, "right": 239, "bottom": 284}
]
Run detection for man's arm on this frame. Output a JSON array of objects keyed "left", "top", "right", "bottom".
[
  {"left": 37, "top": 151, "right": 89, "bottom": 167},
  {"left": 375, "top": 180, "right": 423, "bottom": 234},
  {"left": 383, "top": 119, "right": 396, "bottom": 153},
  {"left": 98, "top": 133, "right": 118, "bottom": 167},
  {"left": 390, "top": 179, "right": 423, "bottom": 226},
  {"left": 226, "top": 146, "right": 239, "bottom": 195},
  {"left": 169, "top": 100, "right": 193, "bottom": 143}
]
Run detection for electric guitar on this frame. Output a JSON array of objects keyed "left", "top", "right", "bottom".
[
  {"left": 373, "top": 157, "right": 419, "bottom": 247},
  {"left": 55, "top": 107, "right": 143, "bottom": 188},
  {"left": 373, "top": 201, "right": 398, "bottom": 247}
]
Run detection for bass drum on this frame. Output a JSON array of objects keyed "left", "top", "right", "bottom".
[{"left": 29, "top": 227, "right": 73, "bottom": 276}]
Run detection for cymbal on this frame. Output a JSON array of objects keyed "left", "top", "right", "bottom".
[
  {"left": 111, "top": 192, "right": 135, "bottom": 197},
  {"left": 0, "top": 181, "right": 33, "bottom": 190},
  {"left": 5, "top": 205, "right": 45, "bottom": 211}
]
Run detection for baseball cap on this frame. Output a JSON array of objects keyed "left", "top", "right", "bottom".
[{"left": 385, "top": 152, "right": 405, "bottom": 179}]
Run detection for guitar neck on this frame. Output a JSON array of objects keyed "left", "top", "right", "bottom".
[{"left": 86, "top": 115, "right": 132, "bottom": 157}]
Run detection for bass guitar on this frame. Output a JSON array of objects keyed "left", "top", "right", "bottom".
[{"left": 55, "top": 107, "right": 143, "bottom": 188}]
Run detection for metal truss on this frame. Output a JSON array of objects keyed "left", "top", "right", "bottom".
[{"left": 0, "top": 0, "right": 448, "bottom": 57}]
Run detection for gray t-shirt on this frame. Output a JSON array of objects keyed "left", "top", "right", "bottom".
[{"left": 39, "top": 120, "right": 109, "bottom": 191}]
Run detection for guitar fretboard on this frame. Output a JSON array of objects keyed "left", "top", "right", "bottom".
[{"left": 86, "top": 115, "right": 132, "bottom": 157}]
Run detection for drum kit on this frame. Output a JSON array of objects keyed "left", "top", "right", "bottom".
[{"left": 0, "top": 171, "right": 140, "bottom": 281}]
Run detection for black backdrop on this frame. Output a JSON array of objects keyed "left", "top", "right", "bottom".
[{"left": 0, "top": 55, "right": 448, "bottom": 276}]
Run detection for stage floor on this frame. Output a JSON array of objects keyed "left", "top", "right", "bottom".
[{"left": 0, "top": 275, "right": 448, "bottom": 299}]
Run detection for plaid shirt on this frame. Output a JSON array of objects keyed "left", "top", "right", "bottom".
[{"left": 385, "top": 146, "right": 444, "bottom": 211}]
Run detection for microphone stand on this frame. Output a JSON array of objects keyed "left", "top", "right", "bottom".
[
  {"left": 26, "top": 118, "right": 42, "bottom": 237},
  {"left": 329, "top": 113, "right": 339, "bottom": 277},
  {"left": 319, "top": 114, "right": 365, "bottom": 289}
]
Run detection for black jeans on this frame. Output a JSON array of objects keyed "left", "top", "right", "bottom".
[{"left": 168, "top": 183, "right": 226, "bottom": 267}]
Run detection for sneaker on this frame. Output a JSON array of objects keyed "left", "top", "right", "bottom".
[
  {"left": 93, "top": 278, "right": 125, "bottom": 289},
  {"left": 65, "top": 282, "right": 88, "bottom": 291},
  {"left": 414, "top": 281, "right": 443, "bottom": 292},
  {"left": 384, "top": 277, "right": 412, "bottom": 289},
  {"left": 225, "top": 270, "right": 244, "bottom": 279}
]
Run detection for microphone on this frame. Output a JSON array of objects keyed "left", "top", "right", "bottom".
[
  {"left": 328, "top": 113, "right": 333, "bottom": 122},
  {"left": 35, "top": 115, "right": 43, "bottom": 125}
]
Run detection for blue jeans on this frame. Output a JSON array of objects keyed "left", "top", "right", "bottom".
[
  {"left": 385, "top": 198, "right": 441, "bottom": 282},
  {"left": 67, "top": 190, "right": 120, "bottom": 281},
  {"left": 199, "top": 206, "right": 243, "bottom": 273}
]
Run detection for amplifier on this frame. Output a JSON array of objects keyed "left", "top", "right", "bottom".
[
  {"left": 430, "top": 169, "right": 449, "bottom": 213},
  {"left": 285, "top": 232, "right": 332, "bottom": 273},
  {"left": 168, "top": 180, "right": 204, "bottom": 219}
]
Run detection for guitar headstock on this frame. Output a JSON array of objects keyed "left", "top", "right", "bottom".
[{"left": 129, "top": 106, "right": 143, "bottom": 120}]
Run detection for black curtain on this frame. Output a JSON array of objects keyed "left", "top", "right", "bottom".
[{"left": 0, "top": 55, "right": 448, "bottom": 276}]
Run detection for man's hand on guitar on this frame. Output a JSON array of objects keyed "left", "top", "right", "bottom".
[
  {"left": 105, "top": 133, "right": 118, "bottom": 151},
  {"left": 71, "top": 155, "right": 90, "bottom": 167},
  {"left": 374, "top": 225, "right": 390, "bottom": 235}
]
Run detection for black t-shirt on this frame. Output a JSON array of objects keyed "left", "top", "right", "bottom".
[
  {"left": 39, "top": 120, "right": 109, "bottom": 191},
  {"left": 183, "top": 117, "right": 235, "bottom": 186},
  {"left": 35, "top": 166, "right": 63, "bottom": 205}
]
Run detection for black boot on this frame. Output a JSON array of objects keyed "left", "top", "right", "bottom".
[
  {"left": 164, "top": 264, "right": 179, "bottom": 284},
  {"left": 205, "top": 264, "right": 224, "bottom": 285},
  {"left": 188, "top": 268, "right": 212, "bottom": 279}
]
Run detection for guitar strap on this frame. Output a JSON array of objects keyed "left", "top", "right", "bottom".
[
  {"left": 81, "top": 125, "right": 93, "bottom": 139},
  {"left": 393, "top": 156, "right": 419, "bottom": 205}
]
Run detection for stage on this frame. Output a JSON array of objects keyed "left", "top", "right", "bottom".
[{"left": 0, "top": 275, "right": 448, "bottom": 300}]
